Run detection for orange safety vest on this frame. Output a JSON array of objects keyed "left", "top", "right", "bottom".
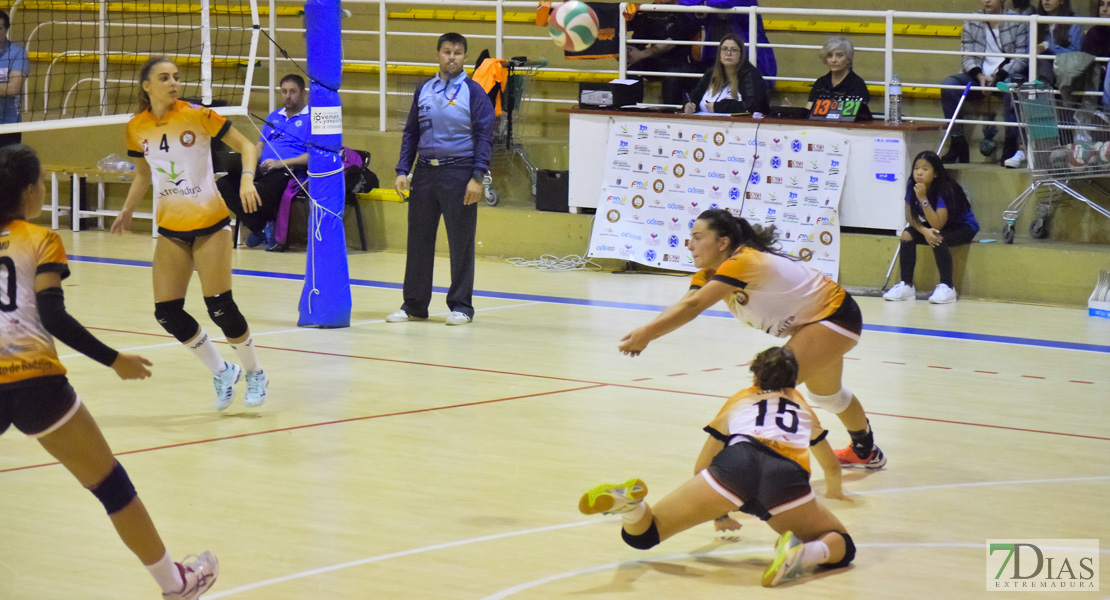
[{"left": 472, "top": 57, "right": 509, "bottom": 116}]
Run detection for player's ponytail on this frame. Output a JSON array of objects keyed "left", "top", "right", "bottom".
[
  {"left": 697, "top": 208, "right": 784, "bottom": 257},
  {"left": 136, "top": 56, "right": 175, "bottom": 115},
  {"left": 0, "top": 144, "right": 42, "bottom": 225},
  {"left": 735, "top": 214, "right": 783, "bottom": 255}
]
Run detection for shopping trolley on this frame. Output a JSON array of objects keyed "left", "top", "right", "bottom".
[
  {"left": 1001, "top": 81, "right": 1110, "bottom": 243},
  {"left": 482, "top": 56, "right": 547, "bottom": 206}
]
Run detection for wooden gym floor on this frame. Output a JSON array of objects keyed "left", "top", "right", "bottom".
[{"left": 2, "top": 231, "right": 1108, "bottom": 600}]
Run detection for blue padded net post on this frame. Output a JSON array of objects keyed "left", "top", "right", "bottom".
[{"left": 298, "top": 0, "right": 352, "bottom": 328}]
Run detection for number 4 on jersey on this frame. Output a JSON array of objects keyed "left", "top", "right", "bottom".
[{"left": 159, "top": 134, "right": 169, "bottom": 152}]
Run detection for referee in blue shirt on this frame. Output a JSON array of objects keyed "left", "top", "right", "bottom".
[{"left": 388, "top": 32, "right": 494, "bottom": 326}]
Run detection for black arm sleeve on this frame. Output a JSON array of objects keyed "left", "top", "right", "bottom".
[{"left": 36, "top": 288, "right": 119, "bottom": 367}]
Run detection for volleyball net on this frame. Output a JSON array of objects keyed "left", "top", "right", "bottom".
[{"left": 2, "top": 0, "right": 259, "bottom": 133}]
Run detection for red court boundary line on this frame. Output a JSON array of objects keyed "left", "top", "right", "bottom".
[
  {"left": 868, "top": 412, "right": 1110, "bottom": 441},
  {"left": 88, "top": 326, "right": 1102, "bottom": 388},
  {"left": 0, "top": 384, "right": 606, "bottom": 474},
  {"left": 88, "top": 326, "right": 172, "bottom": 338},
  {"left": 85, "top": 331, "right": 1110, "bottom": 432},
  {"left": 92, "top": 330, "right": 734, "bottom": 401},
  {"left": 10, "top": 327, "right": 1097, "bottom": 475}
]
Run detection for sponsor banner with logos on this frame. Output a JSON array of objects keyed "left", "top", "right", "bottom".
[{"left": 587, "top": 120, "right": 850, "bottom": 280}]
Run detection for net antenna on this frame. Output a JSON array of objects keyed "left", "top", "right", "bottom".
[{"left": 0, "top": 0, "right": 260, "bottom": 135}]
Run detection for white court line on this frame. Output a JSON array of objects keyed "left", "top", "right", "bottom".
[
  {"left": 203, "top": 520, "right": 601, "bottom": 599},
  {"left": 479, "top": 542, "right": 1110, "bottom": 600},
  {"left": 201, "top": 475, "right": 1110, "bottom": 598},
  {"left": 57, "top": 301, "right": 544, "bottom": 360}
]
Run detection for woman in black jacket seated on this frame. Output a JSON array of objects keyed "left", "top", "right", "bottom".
[
  {"left": 683, "top": 34, "right": 770, "bottom": 115},
  {"left": 807, "top": 36, "right": 870, "bottom": 110}
]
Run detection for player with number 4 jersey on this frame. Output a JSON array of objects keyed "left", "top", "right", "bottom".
[
  {"left": 112, "top": 57, "right": 268, "bottom": 411},
  {"left": 125, "top": 96, "right": 230, "bottom": 235}
]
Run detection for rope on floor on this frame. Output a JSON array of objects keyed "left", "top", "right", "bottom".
[{"left": 505, "top": 254, "right": 604, "bottom": 272}]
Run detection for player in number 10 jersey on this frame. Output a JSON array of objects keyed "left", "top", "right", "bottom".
[{"left": 0, "top": 144, "right": 218, "bottom": 599}]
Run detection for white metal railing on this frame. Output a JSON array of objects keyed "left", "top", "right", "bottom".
[
  {"left": 11, "top": 1, "right": 1110, "bottom": 135},
  {"left": 2, "top": 0, "right": 258, "bottom": 134},
  {"left": 261, "top": 1, "right": 1110, "bottom": 133},
  {"left": 626, "top": 5, "right": 1110, "bottom": 129}
]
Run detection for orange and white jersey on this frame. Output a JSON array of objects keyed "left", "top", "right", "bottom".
[
  {"left": 690, "top": 247, "right": 846, "bottom": 338},
  {"left": 126, "top": 100, "right": 231, "bottom": 234},
  {"left": 0, "top": 221, "right": 69, "bottom": 387},
  {"left": 706, "top": 386, "right": 821, "bottom": 472}
]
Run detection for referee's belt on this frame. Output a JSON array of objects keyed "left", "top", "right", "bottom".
[{"left": 417, "top": 156, "right": 473, "bottom": 167}]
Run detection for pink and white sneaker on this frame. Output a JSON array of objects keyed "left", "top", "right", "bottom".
[{"left": 163, "top": 551, "right": 219, "bottom": 600}]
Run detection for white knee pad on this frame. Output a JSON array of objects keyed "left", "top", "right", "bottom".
[{"left": 807, "top": 387, "right": 854, "bottom": 414}]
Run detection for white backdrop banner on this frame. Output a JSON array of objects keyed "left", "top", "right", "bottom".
[{"left": 586, "top": 119, "right": 851, "bottom": 280}]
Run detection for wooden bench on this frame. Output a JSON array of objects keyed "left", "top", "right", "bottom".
[{"left": 40, "top": 164, "right": 158, "bottom": 235}]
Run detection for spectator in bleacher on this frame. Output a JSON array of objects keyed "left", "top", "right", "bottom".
[
  {"left": 1034, "top": 0, "right": 1084, "bottom": 88},
  {"left": 1012, "top": 0, "right": 1034, "bottom": 16},
  {"left": 683, "top": 34, "right": 770, "bottom": 115},
  {"left": 1082, "top": 0, "right": 1110, "bottom": 107},
  {"left": 805, "top": 36, "right": 870, "bottom": 111},
  {"left": 624, "top": 0, "right": 702, "bottom": 105},
  {"left": 217, "top": 74, "right": 308, "bottom": 251},
  {"left": 883, "top": 151, "right": 979, "bottom": 305},
  {"left": 0, "top": 10, "right": 29, "bottom": 148},
  {"left": 679, "top": 0, "right": 776, "bottom": 83},
  {"left": 1082, "top": 0, "right": 1110, "bottom": 59},
  {"left": 938, "top": 0, "right": 1028, "bottom": 166}
]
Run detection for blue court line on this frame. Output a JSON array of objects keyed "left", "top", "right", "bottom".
[{"left": 69, "top": 254, "right": 1110, "bottom": 355}]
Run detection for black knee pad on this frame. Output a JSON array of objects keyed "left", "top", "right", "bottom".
[
  {"left": 621, "top": 520, "right": 661, "bottom": 550},
  {"left": 204, "top": 292, "right": 248, "bottom": 339},
  {"left": 154, "top": 299, "right": 200, "bottom": 343},
  {"left": 90, "top": 461, "right": 137, "bottom": 515},
  {"left": 824, "top": 532, "right": 856, "bottom": 569}
]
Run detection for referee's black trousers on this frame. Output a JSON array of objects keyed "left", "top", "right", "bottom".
[{"left": 401, "top": 164, "right": 477, "bottom": 319}]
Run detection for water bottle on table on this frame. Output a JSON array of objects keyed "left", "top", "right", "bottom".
[
  {"left": 97, "top": 153, "right": 135, "bottom": 174},
  {"left": 887, "top": 74, "right": 903, "bottom": 125}
]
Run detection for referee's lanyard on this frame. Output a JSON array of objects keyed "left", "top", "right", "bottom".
[{"left": 439, "top": 81, "right": 461, "bottom": 106}]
